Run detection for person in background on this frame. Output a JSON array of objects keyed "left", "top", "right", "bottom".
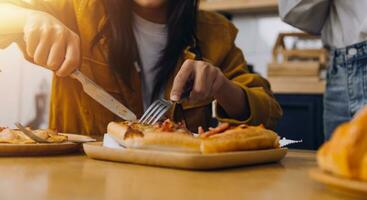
[
  {"left": 0, "top": 0, "right": 282, "bottom": 135},
  {"left": 279, "top": 0, "right": 367, "bottom": 140}
]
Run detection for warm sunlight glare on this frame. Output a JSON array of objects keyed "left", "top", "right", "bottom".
[{"left": 0, "top": 44, "right": 51, "bottom": 128}]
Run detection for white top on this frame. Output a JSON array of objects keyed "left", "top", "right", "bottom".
[
  {"left": 133, "top": 13, "right": 168, "bottom": 110},
  {"left": 279, "top": 0, "right": 367, "bottom": 48}
]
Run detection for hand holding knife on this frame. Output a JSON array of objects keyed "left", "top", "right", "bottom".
[{"left": 70, "top": 70, "right": 137, "bottom": 121}]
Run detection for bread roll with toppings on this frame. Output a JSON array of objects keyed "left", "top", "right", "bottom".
[
  {"left": 0, "top": 128, "right": 67, "bottom": 144},
  {"left": 107, "top": 121, "right": 201, "bottom": 153},
  {"left": 200, "top": 125, "right": 280, "bottom": 154},
  {"left": 107, "top": 120, "right": 280, "bottom": 154}
]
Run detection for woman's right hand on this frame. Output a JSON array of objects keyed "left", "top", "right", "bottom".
[{"left": 23, "top": 11, "right": 80, "bottom": 77}]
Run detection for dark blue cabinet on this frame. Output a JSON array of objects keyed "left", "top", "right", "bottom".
[{"left": 274, "top": 94, "right": 324, "bottom": 150}]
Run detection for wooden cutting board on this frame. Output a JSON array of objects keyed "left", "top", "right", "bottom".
[
  {"left": 0, "top": 134, "right": 95, "bottom": 156},
  {"left": 83, "top": 142, "right": 288, "bottom": 170},
  {"left": 60, "top": 133, "right": 96, "bottom": 143},
  {"left": 0, "top": 142, "right": 79, "bottom": 156},
  {"left": 309, "top": 168, "right": 367, "bottom": 197}
]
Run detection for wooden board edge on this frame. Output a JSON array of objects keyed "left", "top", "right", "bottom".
[
  {"left": 83, "top": 142, "right": 288, "bottom": 170},
  {"left": 0, "top": 142, "right": 80, "bottom": 156}
]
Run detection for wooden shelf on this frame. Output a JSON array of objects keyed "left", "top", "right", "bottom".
[
  {"left": 200, "top": 0, "right": 278, "bottom": 13},
  {"left": 268, "top": 77, "right": 326, "bottom": 94}
]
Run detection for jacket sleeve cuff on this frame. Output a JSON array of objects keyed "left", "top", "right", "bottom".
[{"left": 214, "top": 81, "right": 271, "bottom": 127}]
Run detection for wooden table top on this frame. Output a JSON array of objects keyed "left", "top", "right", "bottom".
[{"left": 0, "top": 150, "right": 361, "bottom": 200}]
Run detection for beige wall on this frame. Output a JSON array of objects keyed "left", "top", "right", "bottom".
[
  {"left": 0, "top": 44, "right": 51, "bottom": 129},
  {"left": 232, "top": 13, "right": 300, "bottom": 76}
]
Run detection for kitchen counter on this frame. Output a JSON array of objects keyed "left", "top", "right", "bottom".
[
  {"left": 0, "top": 150, "right": 360, "bottom": 200},
  {"left": 268, "top": 77, "right": 326, "bottom": 94},
  {"left": 200, "top": 0, "right": 278, "bottom": 13}
]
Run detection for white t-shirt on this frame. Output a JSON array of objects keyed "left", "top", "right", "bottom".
[{"left": 133, "top": 13, "right": 168, "bottom": 110}]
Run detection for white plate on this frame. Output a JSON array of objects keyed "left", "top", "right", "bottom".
[{"left": 310, "top": 168, "right": 367, "bottom": 197}]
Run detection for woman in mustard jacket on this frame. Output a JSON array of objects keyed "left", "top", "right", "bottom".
[{"left": 0, "top": 0, "right": 282, "bottom": 135}]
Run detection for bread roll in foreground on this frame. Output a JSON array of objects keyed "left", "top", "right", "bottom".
[{"left": 317, "top": 106, "right": 367, "bottom": 181}]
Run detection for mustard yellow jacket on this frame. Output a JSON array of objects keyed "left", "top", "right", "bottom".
[{"left": 0, "top": 0, "right": 282, "bottom": 136}]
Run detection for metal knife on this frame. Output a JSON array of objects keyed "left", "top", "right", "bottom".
[{"left": 70, "top": 70, "right": 137, "bottom": 121}]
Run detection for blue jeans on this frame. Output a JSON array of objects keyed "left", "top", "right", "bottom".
[{"left": 324, "top": 41, "right": 367, "bottom": 140}]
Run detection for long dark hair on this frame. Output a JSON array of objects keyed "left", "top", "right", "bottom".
[{"left": 93, "top": 0, "right": 199, "bottom": 100}]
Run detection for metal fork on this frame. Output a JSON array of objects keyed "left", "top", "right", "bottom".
[
  {"left": 139, "top": 79, "right": 193, "bottom": 125},
  {"left": 139, "top": 99, "right": 173, "bottom": 125},
  {"left": 14, "top": 122, "right": 50, "bottom": 143}
]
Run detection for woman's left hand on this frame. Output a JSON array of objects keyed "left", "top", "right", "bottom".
[
  {"left": 170, "top": 59, "right": 249, "bottom": 119},
  {"left": 170, "top": 59, "right": 227, "bottom": 102}
]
